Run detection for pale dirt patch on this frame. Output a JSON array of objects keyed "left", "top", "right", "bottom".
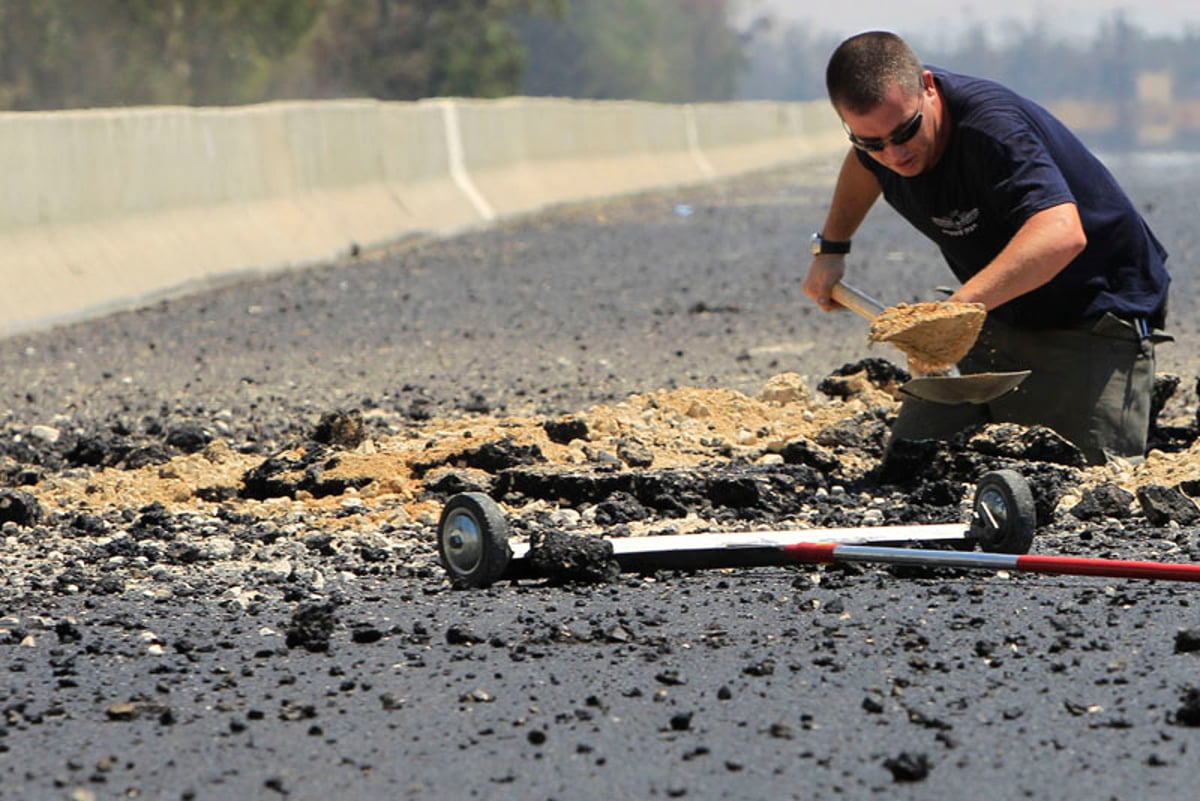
[
  {"left": 30, "top": 372, "right": 1197, "bottom": 530},
  {"left": 31, "top": 374, "right": 886, "bottom": 529},
  {"left": 1068, "top": 439, "right": 1200, "bottom": 500}
]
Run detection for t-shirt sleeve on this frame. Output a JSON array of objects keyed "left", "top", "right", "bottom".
[{"left": 966, "top": 121, "right": 1076, "bottom": 228}]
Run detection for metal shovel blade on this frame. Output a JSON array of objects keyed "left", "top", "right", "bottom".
[
  {"left": 828, "top": 282, "right": 1029, "bottom": 405},
  {"left": 900, "top": 370, "right": 1031, "bottom": 405}
]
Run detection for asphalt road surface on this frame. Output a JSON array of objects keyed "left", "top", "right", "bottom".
[{"left": 3, "top": 153, "right": 1200, "bottom": 801}]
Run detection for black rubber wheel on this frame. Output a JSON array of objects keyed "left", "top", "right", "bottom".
[
  {"left": 437, "top": 493, "right": 512, "bottom": 588},
  {"left": 970, "top": 470, "right": 1036, "bottom": 554}
]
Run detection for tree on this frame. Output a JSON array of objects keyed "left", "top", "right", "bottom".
[
  {"left": 0, "top": 0, "right": 323, "bottom": 109},
  {"left": 305, "top": 0, "right": 565, "bottom": 101},
  {"left": 519, "top": 0, "right": 745, "bottom": 102},
  {"left": 737, "top": 20, "right": 839, "bottom": 102},
  {"left": 0, "top": 1, "right": 136, "bottom": 109},
  {"left": 115, "top": 0, "right": 325, "bottom": 105}
]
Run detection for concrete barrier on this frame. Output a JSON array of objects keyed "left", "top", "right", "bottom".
[
  {"left": 453, "top": 98, "right": 712, "bottom": 218},
  {"left": 0, "top": 97, "right": 843, "bottom": 335},
  {"left": 689, "top": 101, "right": 846, "bottom": 175}
]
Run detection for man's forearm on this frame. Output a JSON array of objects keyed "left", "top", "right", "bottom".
[
  {"left": 820, "top": 150, "right": 882, "bottom": 240},
  {"left": 951, "top": 202, "right": 1087, "bottom": 310}
]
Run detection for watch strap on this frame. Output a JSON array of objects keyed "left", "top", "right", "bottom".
[{"left": 812, "top": 233, "right": 851, "bottom": 255}]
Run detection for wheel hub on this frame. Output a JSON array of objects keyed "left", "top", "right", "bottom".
[
  {"left": 442, "top": 509, "right": 484, "bottom": 574},
  {"left": 968, "top": 470, "right": 1036, "bottom": 554},
  {"left": 976, "top": 487, "right": 1009, "bottom": 531}
]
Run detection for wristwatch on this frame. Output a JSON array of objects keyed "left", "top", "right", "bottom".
[{"left": 811, "top": 232, "right": 851, "bottom": 255}]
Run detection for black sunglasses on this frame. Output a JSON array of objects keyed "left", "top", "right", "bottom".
[{"left": 844, "top": 94, "right": 924, "bottom": 153}]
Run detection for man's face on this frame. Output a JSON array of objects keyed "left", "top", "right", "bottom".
[{"left": 839, "top": 77, "right": 938, "bottom": 177}]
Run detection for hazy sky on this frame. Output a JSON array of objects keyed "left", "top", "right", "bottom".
[{"left": 739, "top": 0, "right": 1200, "bottom": 41}]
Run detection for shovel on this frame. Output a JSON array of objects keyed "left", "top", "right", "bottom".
[{"left": 829, "top": 281, "right": 1030, "bottom": 405}]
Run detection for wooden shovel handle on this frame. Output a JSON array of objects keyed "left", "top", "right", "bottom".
[{"left": 829, "top": 281, "right": 887, "bottom": 321}]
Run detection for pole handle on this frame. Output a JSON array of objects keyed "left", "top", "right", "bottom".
[{"left": 830, "top": 281, "right": 887, "bottom": 321}]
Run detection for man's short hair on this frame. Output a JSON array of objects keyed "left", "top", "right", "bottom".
[{"left": 826, "top": 31, "right": 923, "bottom": 114}]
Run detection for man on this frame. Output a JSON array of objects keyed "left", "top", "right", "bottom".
[{"left": 802, "top": 31, "right": 1171, "bottom": 465}]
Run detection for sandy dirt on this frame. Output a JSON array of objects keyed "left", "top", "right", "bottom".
[
  {"left": 869, "top": 300, "right": 987, "bottom": 370},
  {"left": 22, "top": 365, "right": 1199, "bottom": 555}
]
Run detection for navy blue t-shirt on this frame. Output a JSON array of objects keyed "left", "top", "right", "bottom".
[{"left": 857, "top": 68, "right": 1170, "bottom": 328}]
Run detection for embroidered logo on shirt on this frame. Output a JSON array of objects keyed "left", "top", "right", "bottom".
[{"left": 931, "top": 208, "right": 980, "bottom": 237}]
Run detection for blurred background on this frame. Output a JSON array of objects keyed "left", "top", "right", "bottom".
[{"left": 0, "top": 0, "right": 1196, "bottom": 149}]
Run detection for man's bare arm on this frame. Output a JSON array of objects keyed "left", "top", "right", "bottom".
[
  {"left": 949, "top": 202, "right": 1087, "bottom": 310},
  {"left": 803, "top": 151, "right": 882, "bottom": 311}
]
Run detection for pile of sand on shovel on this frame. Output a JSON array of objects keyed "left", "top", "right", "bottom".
[{"left": 868, "top": 301, "right": 987, "bottom": 370}]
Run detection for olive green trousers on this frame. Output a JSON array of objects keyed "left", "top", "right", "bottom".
[{"left": 888, "top": 314, "right": 1170, "bottom": 465}]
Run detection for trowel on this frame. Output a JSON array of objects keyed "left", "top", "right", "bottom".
[{"left": 829, "top": 281, "right": 1030, "bottom": 405}]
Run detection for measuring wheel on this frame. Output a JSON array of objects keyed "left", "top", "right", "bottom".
[
  {"left": 437, "top": 493, "right": 512, "bottom": 588},
  {"left": 970, "top": 470, "right": 1036, "bottom": 554}
]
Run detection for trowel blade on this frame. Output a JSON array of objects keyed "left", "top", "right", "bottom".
[{"left": 900, "top": 370, "right": 1031, "bottom": 405}]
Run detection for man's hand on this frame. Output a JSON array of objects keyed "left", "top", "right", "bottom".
[{"left": 802, "top": 254, "right": 847, "bottom": 311}]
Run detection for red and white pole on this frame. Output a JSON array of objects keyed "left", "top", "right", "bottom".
[{"left": 785, "top": 543, "right": 1200, "bottom": 583}]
